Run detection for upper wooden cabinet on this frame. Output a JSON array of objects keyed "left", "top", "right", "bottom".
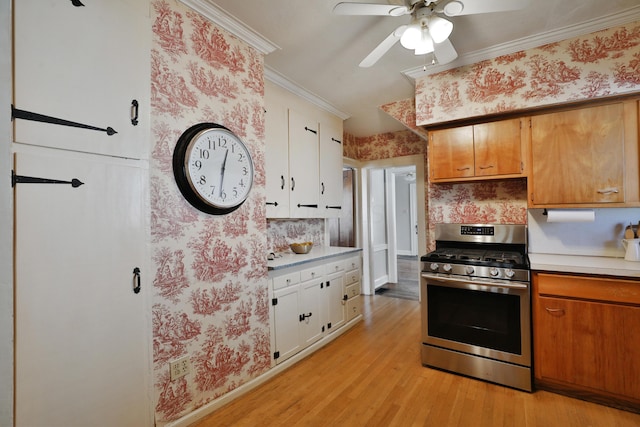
[
  {"left": 429, "top": 118, "right": 525, "bottom": 182},
  {"left": 528, "top": 100, "right": 639, "bottom": 208}
]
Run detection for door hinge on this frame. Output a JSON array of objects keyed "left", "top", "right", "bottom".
[
  {"left": 271, "top": 298, "right": 278, "bottom": 306},
  {"left": 274, "top": 351, "right": 280, "bottom": 360},
  {"left": 11, "top": 170, "right": 84, "bottom": 188},
  {"left": 327, "top": 322, "right": 332, "bottom": 329}
]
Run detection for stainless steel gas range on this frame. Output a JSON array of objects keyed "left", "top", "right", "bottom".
[{"left": 420, "top": 224, "right": 532, "bottom": 392}]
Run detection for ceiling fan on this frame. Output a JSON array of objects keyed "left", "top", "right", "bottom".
[{"left": 333, "top": 0, "right": 530, "bottom": 67}]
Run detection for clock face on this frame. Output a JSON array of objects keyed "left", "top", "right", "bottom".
[{"left": 173, "top": 123, "right": 254, "bottom": 215}]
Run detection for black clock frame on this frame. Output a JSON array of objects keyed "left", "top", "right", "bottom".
[{"left": 172, "top": 122, "right": 251, "bottom": 215}]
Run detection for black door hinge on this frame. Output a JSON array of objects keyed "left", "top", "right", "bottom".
[
  {"left": 274, "top": 351, "right": 280, "bottom": 360},
  {"left": 272, "top": 298, "right": 278, "bottom": 306}
]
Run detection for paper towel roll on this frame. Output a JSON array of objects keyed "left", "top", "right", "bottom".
[{"left": 545, "top": 209, "right": 595, "bottom": 223}]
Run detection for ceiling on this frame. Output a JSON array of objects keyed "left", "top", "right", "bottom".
[{"left": 204, "top": 0, "right": 640, "bottom": 137}]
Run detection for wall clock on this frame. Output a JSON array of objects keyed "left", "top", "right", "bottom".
[{"left": 173, "top": 122, "right": 254, "bottom": 215}]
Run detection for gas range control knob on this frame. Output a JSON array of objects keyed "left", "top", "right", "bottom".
[
  {"left": 505, "top": 269, "right": 515, "bottom": 278},
  {"left": 489, "top": 267, "right": 500, "bottom": 277},
  {"left": 465, "top": 266, "right": 475, "bottom": 275},
  {"left": 430, "top": 263, "right": 439, "bottom": 271},
  {"left": 442, "top": 264, "right": 452, "bottom": 273}
]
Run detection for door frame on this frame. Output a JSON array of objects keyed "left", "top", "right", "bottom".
[
  {"left": 358, "top": 154, "right": 426, "bottom": 296},
  {"left": 1, "top": 2, "right": 14, "bottom": 424}
]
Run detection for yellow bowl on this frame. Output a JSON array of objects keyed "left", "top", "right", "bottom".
[{"left": 290, "top": 242, "right": 313, "bottom": 254}]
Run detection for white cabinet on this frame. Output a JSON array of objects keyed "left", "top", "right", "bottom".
[
  {"left": 319, "top": 120, "right": 344, "bottom": 218},
  {"left": 344, "top": 255, "right": 362, "bottom": 321},
  {"left": 14, "top": 148, "right": 151, "bottom": 427},
  {"left": 270, "top": 251, "right": 362, "bottom": 364},
  {"left": 264, "top": 92, "right": 291, "bottom": 217},
  {"left": 289, "top": 109, "right": 321, "bottom": 218},
  {"left": 13, "top": 0, "right": 150, "bottom": 159},
  {"left": 265, "top": 81, "right": 344, "bottom": 219}
]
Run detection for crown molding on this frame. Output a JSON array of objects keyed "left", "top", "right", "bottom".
[
  {"left": 179, "top": 0, "right": 280, "bottom": 54},
  {"left": 402, "top": 5, "right": 640, "bottom": 80},
  {"left": 265, "top": 67, "right": 351, "bottom": 120}
]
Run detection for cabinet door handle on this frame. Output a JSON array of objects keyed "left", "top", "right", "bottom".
[
  {"left": 132, "top": 267, "right": 141, "bottom": 294},
  {"left": 321, "top": 182, "right": 325, "bottom": 195},
  {"left": 478, "top": 165, "right": 494, "bottom": 170},
  {"left": 456, "top": 166, "right": 471, "bottom": 171},
  {"left": 130, "top": 99, "right": 139, "bottom": 126},
  {"left": 544, "top": 307, "right": 565, "bottom": 316},
  {"left": 291, "top": 177, "right": 295, "bottom": 191},
  {"left": 299, "top": 312, "right": 312, "bottom": 322},
  {"left": 280, "top": 175, "right": 285, "bottom": 190},
  {"left": 597, "top": 187, "right": 619, "bottom": 194}
]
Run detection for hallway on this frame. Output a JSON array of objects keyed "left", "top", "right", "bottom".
[{"left": 375, "top": 255, "right": 420, "bottom": 300}]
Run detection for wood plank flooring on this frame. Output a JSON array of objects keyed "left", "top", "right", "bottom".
[{"left": 190, "top": 295, "right": 640, "bottom": 427}]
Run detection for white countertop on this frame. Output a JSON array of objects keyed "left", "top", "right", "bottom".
[
  {"left": 268, "top": 246, "right": 362, "bottom": 271},
  {"left": 529, "top": 253, "right": 640, "bottom": 278}
]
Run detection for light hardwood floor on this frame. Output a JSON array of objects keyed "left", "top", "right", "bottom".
[{"left": 190, "top": 295, "right": 640, "bottom": 427}]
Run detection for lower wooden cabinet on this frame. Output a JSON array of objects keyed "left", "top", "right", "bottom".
[
  {"left": 532, "top": 272, "right": 640, "bottom": 412},
  {"left": 270, "top": 252, "right": 362, "bottom": 364}
]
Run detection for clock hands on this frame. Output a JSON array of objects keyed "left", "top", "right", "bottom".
[{"left": 219, "top": 148, "right": 229, "bottom": 198}]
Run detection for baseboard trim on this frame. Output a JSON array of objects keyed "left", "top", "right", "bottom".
[{"left": 165, "top": 315, "right": 363, "bottom": 427}]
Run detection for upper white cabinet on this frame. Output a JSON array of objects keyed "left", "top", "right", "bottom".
[
  {"left": 13, "top": 0, "right": 150, "bottom": 159},
  {"left": 289, "top": 109, "right": 321, "bottom": 218},
  {"left": 265, "top": 81, "right": 344, "bottom": 219},
  {"left": 319, "top": 120, "right": 344, "bottom": 218}
]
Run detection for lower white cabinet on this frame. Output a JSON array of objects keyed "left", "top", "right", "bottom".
[{"left": 270, "top": 251, "right": 362, "bottom": 364}]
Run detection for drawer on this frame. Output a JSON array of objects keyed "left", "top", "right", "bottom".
[
  {"left": 325, "top": 260, "right": 344, "bottom": 275},
  {"left": 300, "top": 266, "right": 323, "bottom": 282},
  {"left": 272, "top": 271, "right": 300, "bottom": 290},
  {"left": 535, "top": 272, "right": 640, "bottom": 305},
  {"left": 345, "top": 282, "right": 360, "bottom": 299},
  {"left": 345, "top": 256, "right": 360, "bottom": 272},
  {"left": 344, "top": 270, "right": 360, "bottom": 286},
  {"left": 346, "top": 296, "right": 361, "bottom": 321}
]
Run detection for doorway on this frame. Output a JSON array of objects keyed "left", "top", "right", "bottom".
[{"left": 359, "top": 155, "right": 426, "bottom": 297}]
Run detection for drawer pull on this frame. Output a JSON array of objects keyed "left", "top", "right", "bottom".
[
  {"left": 456, "top": 166, "right": 471, "bottom": 171},
  {"left": 597, "top": 187, "right": 619, "bottom": 194},
  {"left": 478, "top": 164, "right": 494, "bottom": 170},
  {"left": 545, "top": 307, "right": 565, "bottom": 316}
]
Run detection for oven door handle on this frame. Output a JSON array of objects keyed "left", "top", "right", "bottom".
[{"left": 422, "top": 274, "right": 529, "bottom": 290}]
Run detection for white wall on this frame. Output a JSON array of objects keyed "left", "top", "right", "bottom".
[{"left": 528, "top": 208, "right": 640, "bottom": 257}]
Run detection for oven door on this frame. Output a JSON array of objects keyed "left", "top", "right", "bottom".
[{"left": 421, "top": 273, "right": 531, "bottom": 367}]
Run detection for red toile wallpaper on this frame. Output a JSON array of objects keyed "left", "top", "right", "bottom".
[
  {"left": 150, "top": 1, "right": 269, "bottom": 424},
  {"left": 415, "top": 21, "right": 640, "bottom": 126}
]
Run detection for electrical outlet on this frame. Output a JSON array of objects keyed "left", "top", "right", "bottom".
[{"left": 169, "top": 355, "right": 190, "bottom": 381}]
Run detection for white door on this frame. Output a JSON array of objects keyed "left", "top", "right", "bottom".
[
  {"left": 369, "top": 169, "right": 389, "bottom": 289},
  {"left": 14, "top": 149, "right": 151, "bottom": 427}
]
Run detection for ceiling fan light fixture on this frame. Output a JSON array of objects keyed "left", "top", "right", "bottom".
[
  {"left": 400, "top": 24, "right": 422, "bottom": 50},
  {"left": 414, "top": 27, "right": 434, "bottom": 55},
  {"left": 427, "top": 16, "right": 453, "bottom": 43}
]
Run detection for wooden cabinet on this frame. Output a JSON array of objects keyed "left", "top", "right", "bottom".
[
  {"left": 429, "top": 118, "right": 525, "bottom": 182},
  {"left": 528, "top": 100, "right": 640, "bottom": 207},
  {"left": 13, "top": 0, "right": 150, "bottom": 159},
  {"left": 265, "top": 81, "right": 344, "bottom": 219},
  {"left": 532, "top": 272, "right": 640, "bottom": 412},
  {"left": 270, "top": 251, "right": 362, "bottom": 364}
]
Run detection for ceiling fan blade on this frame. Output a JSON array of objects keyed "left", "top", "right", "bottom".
[
  {"left": 442, "top": 0, "right": 530, "bottom": 16},
  {"left": 433, "top": 38, "right": 458, "bottom": 65},
  {"left": 359, "top": 25, "right": 407, "bottom": 68},
  {"left": 333, "top": 2, "right": 409, "bottom": 16}
]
